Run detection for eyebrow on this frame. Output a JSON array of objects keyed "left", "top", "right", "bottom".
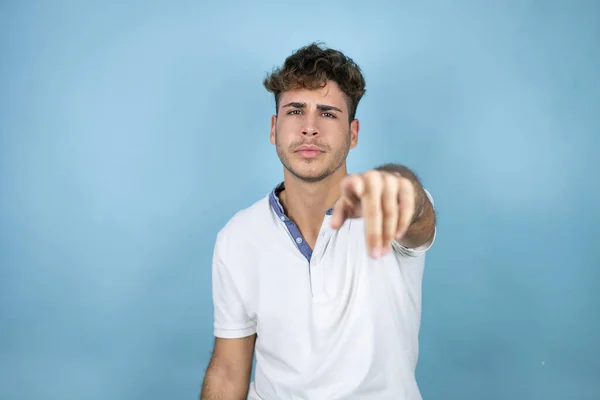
[{"left": 281, "top": 102, "right": 343, "bottom": 113}]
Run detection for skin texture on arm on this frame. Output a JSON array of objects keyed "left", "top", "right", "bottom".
[{"left": 200, "top": 335, "right": 256, "bottom": 400}]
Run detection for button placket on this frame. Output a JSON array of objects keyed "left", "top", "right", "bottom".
[{"left": 310, "top": 219, "right": 335, "bottom": 300}]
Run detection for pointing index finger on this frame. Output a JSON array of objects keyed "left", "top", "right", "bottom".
[
  {"left": 330, "top": 197, "right": 349, "bottom": 229},
  {"left": 331, "top": 175, "right": 364, "bottom": 229},
  {"left": 341, "top": 174, "right": 365, "bottom": 201}
]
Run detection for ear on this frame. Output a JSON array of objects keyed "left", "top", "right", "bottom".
[
  {"left": 349, "top": 118, "right": 360, "bottom": 149},
  {"left": 270, "top": 115, "right": 277, "bottom": 145}
]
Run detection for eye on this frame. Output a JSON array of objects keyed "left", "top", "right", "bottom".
[
  {"left": 287, "top": 109, "right": 302, "bottom": 115},
  {"left": 322, "top": 112, "right": 336, "bottom": 118}
]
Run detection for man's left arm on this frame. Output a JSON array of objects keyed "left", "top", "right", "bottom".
[{"left": 375, "top": 163, "right": 436, "bottom": 250}]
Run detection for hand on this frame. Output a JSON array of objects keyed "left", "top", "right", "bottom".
[{"left": 330, "top": 170, "right": 417, "bottom": 258}]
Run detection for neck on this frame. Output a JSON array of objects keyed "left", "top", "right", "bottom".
[{"left": 279, "top": 165, "right": 347, "bottom": 244}]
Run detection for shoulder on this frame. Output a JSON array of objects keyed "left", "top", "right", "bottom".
[{"left": 214, "top": 195, "right": 274, "bottom": 257}]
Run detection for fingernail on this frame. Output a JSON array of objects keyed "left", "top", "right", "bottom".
[{"left": 372, "top": 247, "right": 381, "bottom": 259}]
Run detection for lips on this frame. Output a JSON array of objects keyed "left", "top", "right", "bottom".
[
  {"left": 295, "top": 145, "right": 324, "bottom": 152},
  {"left": 294, "top": 145, "right": 324, "bottom": 159}
]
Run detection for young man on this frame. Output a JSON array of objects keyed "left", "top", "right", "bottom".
[{"left": 200, "top": 43, "right": 436, "bottom": 400}]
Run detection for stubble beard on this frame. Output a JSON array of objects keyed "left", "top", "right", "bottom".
[{"left": 275, "top": 128, "right": 351, "bottom": 183}]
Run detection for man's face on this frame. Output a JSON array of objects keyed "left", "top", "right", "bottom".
[{"left": 270, "top": 80, "right": 359, "bottom": 183}]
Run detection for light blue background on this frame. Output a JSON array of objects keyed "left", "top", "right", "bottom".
[{"left": 1, "top": 1, "right": 599, "bottom": 399}]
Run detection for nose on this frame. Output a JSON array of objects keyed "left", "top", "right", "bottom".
[
  {"left": 300, "top": 110, "right": 320, "bottom": 136},
  {"left": 302, "top": 129, "right": 319, "bottom": 136},
  {"left": 301, "top": 117, "right": 319, "bottom": 136}
]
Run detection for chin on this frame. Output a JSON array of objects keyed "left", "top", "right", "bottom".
[{"left": 289, "top": 165, "right": 332, "bottom": 183}]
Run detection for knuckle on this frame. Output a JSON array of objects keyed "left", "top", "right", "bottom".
[
  {"left": 367, "top": 232, "right": 381, "bottom": 244},
  {"left": 383, "top": 172, "right": 398, "bottom": 186},
  {"left": 343, "top": 174, "right": 360, "bottom": 189},
  {"left": 400, "top": 178, "right": 415, "bottom": 194},
  {"left": 400, "top": 214, "right": 412, "bottom": 227},
  {"left": 364, "top": 170, "right": 380, "bottom": 180},
  {"left": 364, "top": 171, "right": 383, "bottom": 186},
  {"left": 382, "top": 202, "right": 397, "bottom": 214},
  {"left": 365, "top": 207, "right": 380, "bottom": 218},
  {"left": 382, "top": 197, "right": 398, "bottom": 214},
  {"left": 382, "top": 226, "right": 394, "bottom": 239},
  {"left": 349, "top": 174, "right": 363, "bottom": 184}
]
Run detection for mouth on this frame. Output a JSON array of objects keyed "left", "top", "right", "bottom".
[
  {"left": 294, "top": 145, "right": 324, "bottom": 159},
  {"left": 296, "top": 150, "right": 322, "bottom": 158}
]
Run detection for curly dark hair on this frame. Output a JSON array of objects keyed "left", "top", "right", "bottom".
[{"left": 263, "top": 42, "right": 366, "bottom": 121}]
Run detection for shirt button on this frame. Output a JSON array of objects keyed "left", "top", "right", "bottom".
[
  {"left": 296, "top": 237, "right": 303, "bottom": 244},
  {"left": 280, "top": 215, "right": 286, "bottom": 221}
]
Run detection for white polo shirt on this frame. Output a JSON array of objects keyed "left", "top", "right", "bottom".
[{"left": 211, "top": 182, "right": 435, "bottom": 400}]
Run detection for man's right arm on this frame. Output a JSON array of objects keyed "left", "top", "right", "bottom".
[
  {"left": 201, "top": 335, "right": 256, "bottom": 399},
  {"left": 201, "top": 231, "right": 257, "bottom": 399}
]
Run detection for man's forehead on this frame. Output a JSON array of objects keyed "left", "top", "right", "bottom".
[{"left": 279, "top": 83, "right": 347, "bottom": 109}]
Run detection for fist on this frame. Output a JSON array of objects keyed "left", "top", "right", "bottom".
[{"left": 330, "top": 170, "right": 417, "bottom": 258}]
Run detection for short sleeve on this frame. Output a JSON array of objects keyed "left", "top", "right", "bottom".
[
  {"left": 392, "top": 188, "right": 436, "bottom": 258},
  {"left": 211, "top": 233, "right": 256, "bottom": 339}
]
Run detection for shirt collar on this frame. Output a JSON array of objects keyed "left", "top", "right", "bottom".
[{"left": 269, "top": 182, "right": 334, "bottom": 218}]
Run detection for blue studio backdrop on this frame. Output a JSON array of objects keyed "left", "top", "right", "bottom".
[{"left": 1, "top": 1, "right": 599, "bottom": 399}]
